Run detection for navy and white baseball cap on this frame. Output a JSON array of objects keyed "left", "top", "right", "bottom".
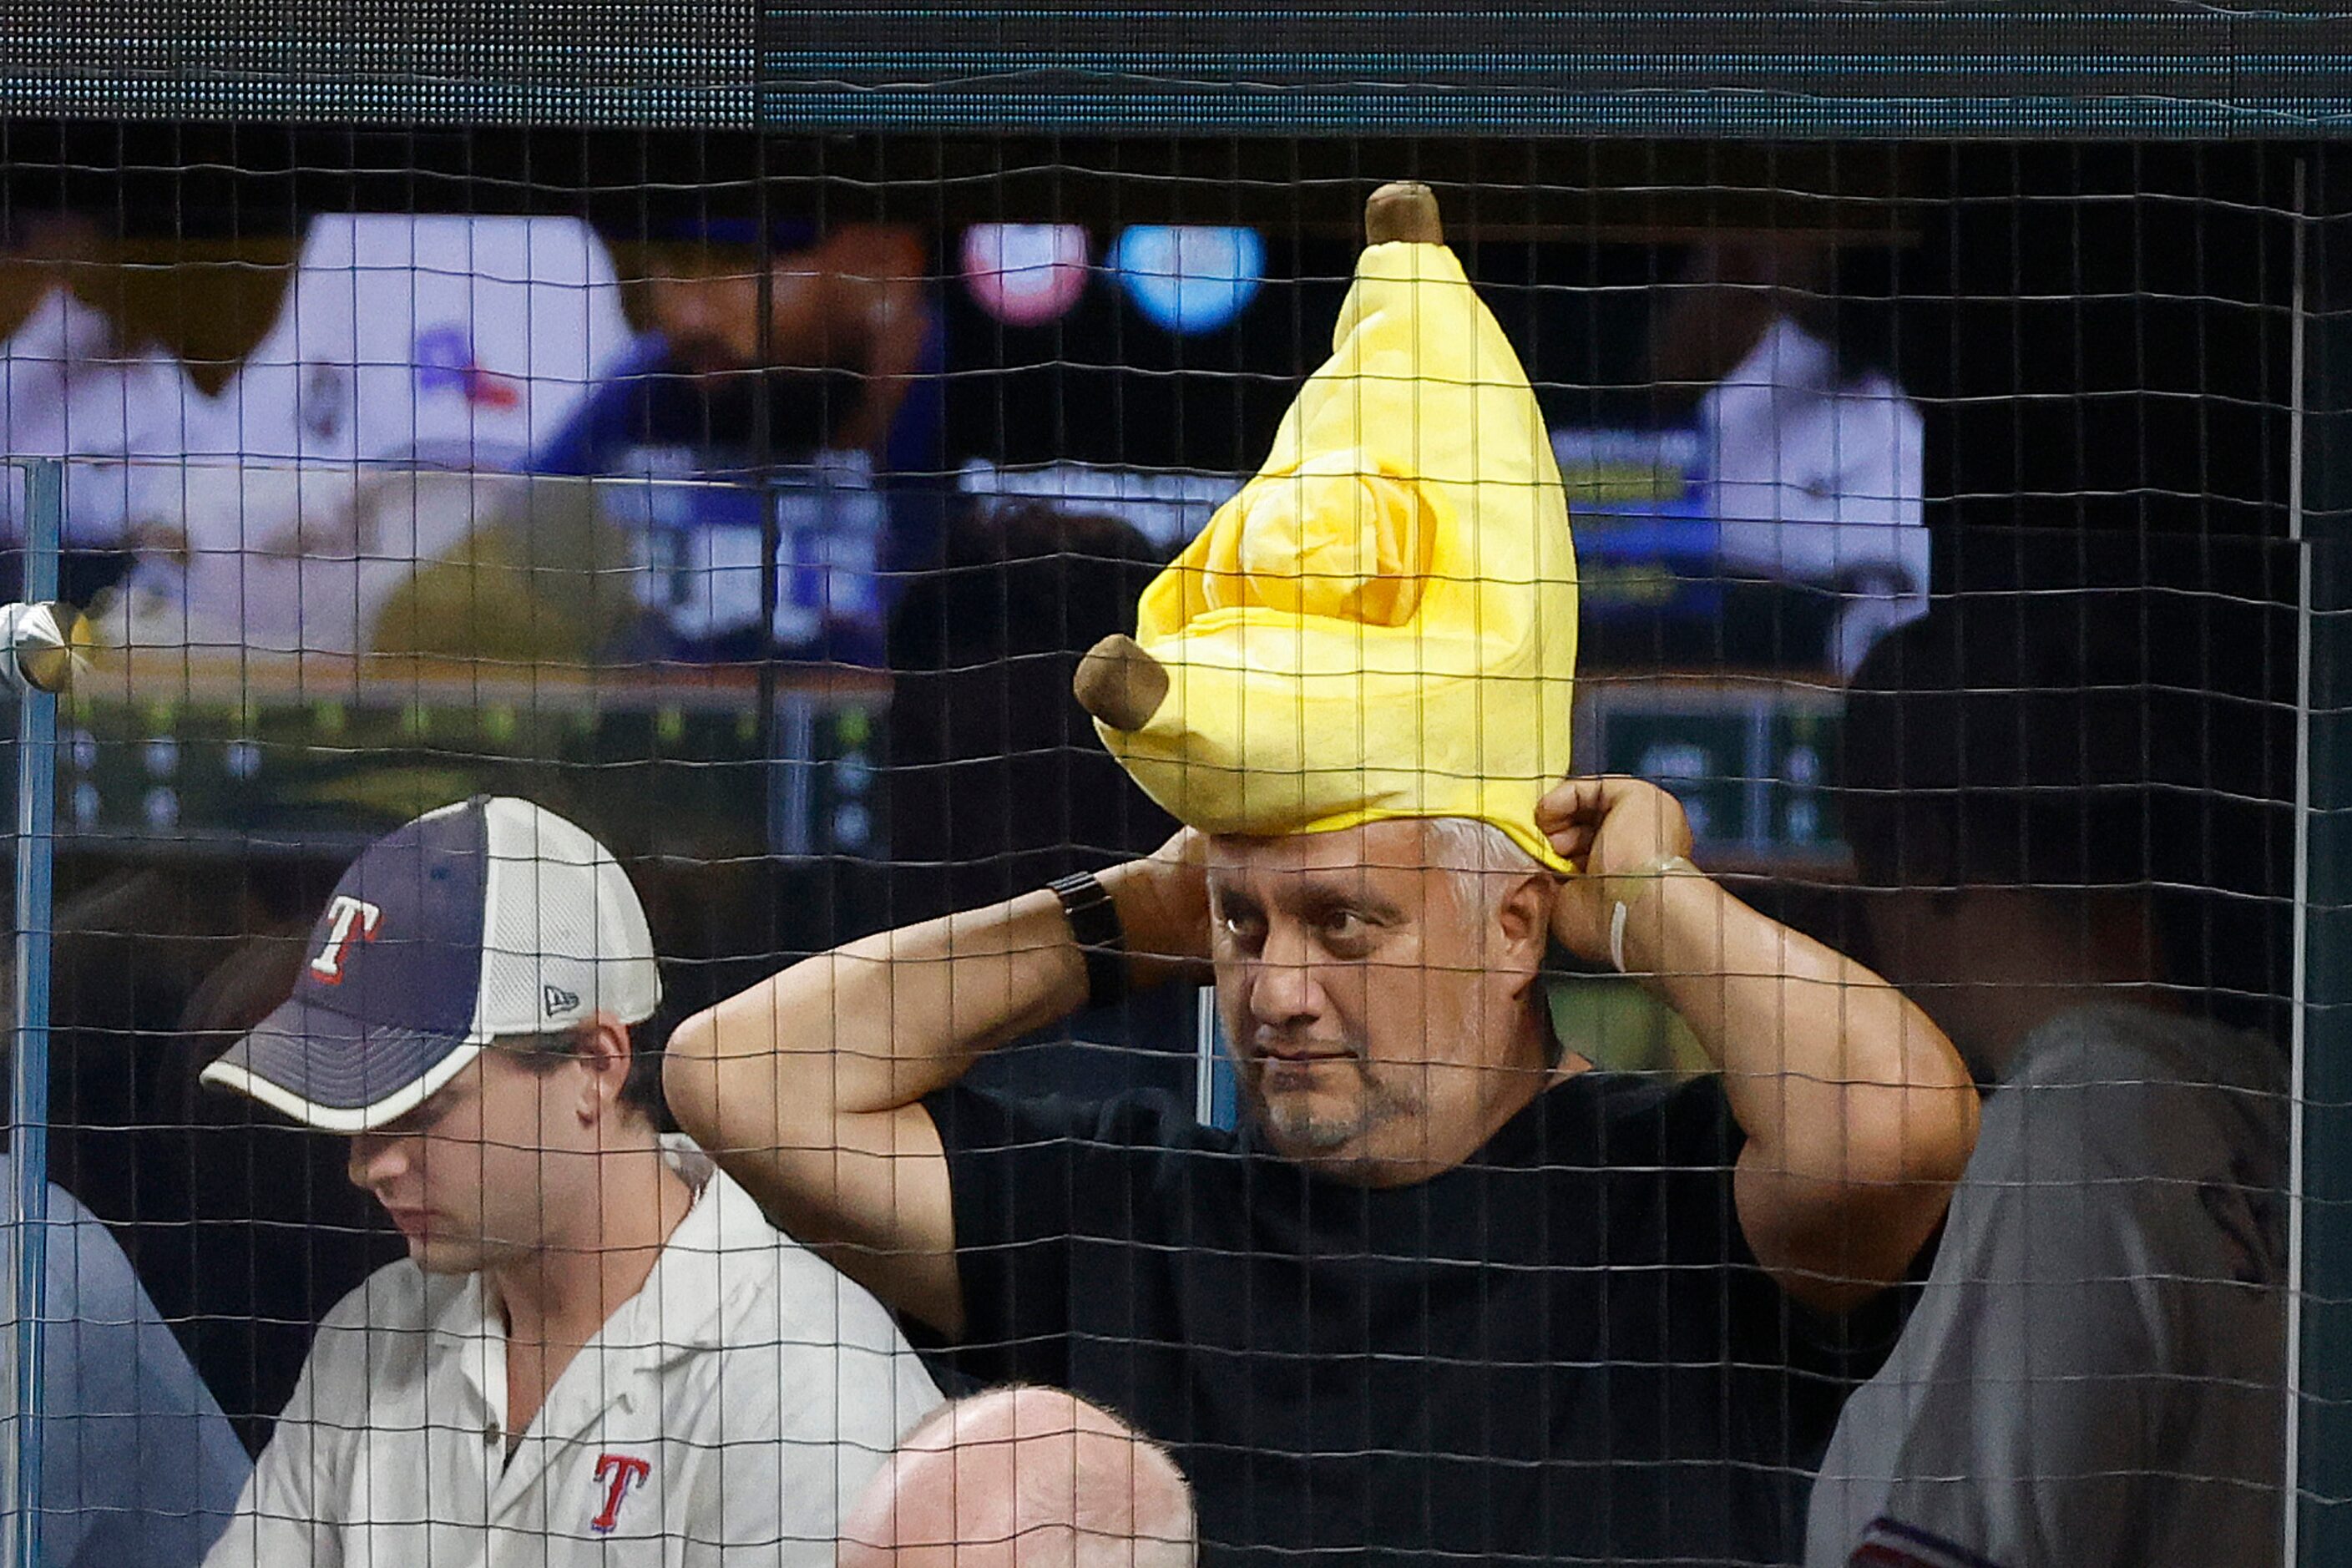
[{"left": 201, "top": 796, "right": 661, "bottom": 1132}]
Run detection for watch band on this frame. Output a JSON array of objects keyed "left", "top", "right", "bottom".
[{"left": 1049, "top": 871, "right": 1130, "bottom": 1010}]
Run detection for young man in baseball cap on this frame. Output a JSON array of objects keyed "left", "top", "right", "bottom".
[{"left": 199, "top": 795, "right": 941, "bottom": 1567}]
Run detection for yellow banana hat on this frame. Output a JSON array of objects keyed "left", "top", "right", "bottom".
[{"left": 1075, "top": 183, "right": 1578, "bottom": 871}]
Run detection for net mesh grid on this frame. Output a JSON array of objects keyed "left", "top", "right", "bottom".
[{"left": 0, "top": 91, "right": 2313, "bottom": 1568}]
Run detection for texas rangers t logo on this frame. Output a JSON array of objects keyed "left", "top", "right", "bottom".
[
  {"left": 308, "top": 896, "right": 383, "bottom": 984},
  {"left": 590, "top": 1454, "right": 652, "bottom": 1535}
]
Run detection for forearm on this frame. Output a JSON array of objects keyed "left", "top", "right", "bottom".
[
  {"left": 1620, "top": 870, "right": 1977, "bottom": 1300},
  {"left": 1626, "top": 873, "right": 1975, "bottom": 1181},
  {"left": 661, "top": 884, "right": 1085, "bottom": 1331},
  {"left": 667, "top": 855, "right": 1201, "bottom": 1141},
  {"left": 667, "top": 889, "right": 1081, "bottom": 1159},
  {"left": 1540, "top": 775, "right": 1975, "bottom": 1300},
  {"left": 664, "top": 847, "right": 1201, "bottom": 1335}
]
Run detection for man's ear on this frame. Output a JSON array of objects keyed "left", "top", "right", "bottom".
[
  {"left": 1495, "top": 874, "right": 1554, "bottom": 998},
  {"left": 569, "top": 1011, "right": 633, "bottom": 1125}
]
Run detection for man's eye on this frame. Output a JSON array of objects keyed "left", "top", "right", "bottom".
[
  {"left": 1319, "top": 910, "right": 1368, "bottom": 941},
  {"left": 1220, "top": 911, "right": 1266, "bottom": 942}
]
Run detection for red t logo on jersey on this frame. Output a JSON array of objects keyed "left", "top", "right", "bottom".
[{"left": 589, "top": 1453, "right": 652, "bottom": 1535}]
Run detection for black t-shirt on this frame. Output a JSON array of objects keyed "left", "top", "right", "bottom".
[{"left": 924, "top": 1070, "right": 1895, "bottom": 1568}]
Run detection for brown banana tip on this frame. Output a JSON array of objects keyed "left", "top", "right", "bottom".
[
  {"left": 1073, "top": 634, "right": 1171, "bottom": 732},
  {"left": 1365, "top": 181, "right": 1443, "bottom": 245}
]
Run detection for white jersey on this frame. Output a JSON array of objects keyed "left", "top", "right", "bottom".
[
  {"left": 0, "top": 287, "right": 210, "bottom": 545},
  {"left": 1699, "top": 315, "right": 1925, "bottom": 575},
  {"left": 1698, "top": 315, "right": 1927, "bottom": 671},
  {"left": 1804, "top": 1005, "right": 2287, "bottom": 1568},
  {"left": 204, "top": 1150, "right": 942, "bottom": 1568},
  {"left": 108, "top": 213, "right": 639, "bottom": 657}
]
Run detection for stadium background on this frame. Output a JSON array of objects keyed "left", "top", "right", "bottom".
[{"left": 0, "top": 1, "right": 2343, "bottom": 1560}]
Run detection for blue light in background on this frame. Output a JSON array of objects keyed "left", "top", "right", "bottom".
[{"left": 1108, "top": 225, "right": 1266, "bottom": 334}]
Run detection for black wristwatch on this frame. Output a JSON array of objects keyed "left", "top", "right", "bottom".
[{"left": 1049, "top": 871, "right": 1130, "bottom": 1011}]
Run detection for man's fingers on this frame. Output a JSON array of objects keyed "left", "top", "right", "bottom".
[
  {"left": 1536, "top": 778, "right": 1606, "bottom": 862},
  {"left": 1534, "top": 776, "right": 1606, "bottom": 832},
  {"left": 1536, "top": 775, "right": 1645, "bottom": 837},
  {"left": 1545, "top": 821, "right": 1598, "bottom": 862},
  {"left": 1537, "top": 775, "right": 1693, "bottom": 876}
]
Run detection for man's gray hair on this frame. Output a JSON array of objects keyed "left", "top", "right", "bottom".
[{"left": 1419, "top": 817, "right": 1548, "bottom": 918}]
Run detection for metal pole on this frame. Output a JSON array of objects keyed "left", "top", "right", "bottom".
[
  {"left": 1195, "top": 987, "right": 1218, "bottom": 1126},
  {"left": 5, "top": 458, "right": 61, "bottom": 1568},
  {"left": 2289, "top": 155, "right": 2313, "bottom": 1567}
]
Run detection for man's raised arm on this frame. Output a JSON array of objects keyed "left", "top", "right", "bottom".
[
  {"left": 1542, "top": 776, "right": 1980, "bottom": 1313},
  {"left": 664, "top": 837, "right": 1209, "bottom": 1336}
]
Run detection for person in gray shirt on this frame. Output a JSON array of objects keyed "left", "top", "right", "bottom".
[
  {"left": 3, "top": 1170, "right": 250, "bottom": 1566},
  {"left": 1808, "top": 596, "right": 2288, "bottom": 1568}
]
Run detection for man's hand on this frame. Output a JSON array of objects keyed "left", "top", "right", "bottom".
[
  {"left": 1102, "top": 827, "right": 1214, "bottom": 984},
  {"left": 1537, "top": 776, "right": 1695, "bottom": 967}
]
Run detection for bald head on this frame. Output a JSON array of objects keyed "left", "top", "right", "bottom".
[{"left": 841, "top": 1387, "right": 1196, "bottom": 1568}]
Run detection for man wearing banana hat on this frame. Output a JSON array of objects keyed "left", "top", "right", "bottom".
[{"left": 670, "top": 185, "right": 1977, "bottom": 1567}]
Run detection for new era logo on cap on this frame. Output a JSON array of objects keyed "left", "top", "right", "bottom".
[{"left": 200, "top": 797, "right": 661, "bottom": 1132}]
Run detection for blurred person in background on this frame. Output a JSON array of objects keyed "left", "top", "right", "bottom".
[
  {"left": 1651, "top": 237, "right": 1925, "bottom": 674},
  {"left": 531, "top": 220, "right": 940, "bottom": 666},
  {"left": 3, "top": 1168, "right": 249, "bottom": 1567},
  {"left": 199, "top": 796, "right": 939, "bottom": 1567},
  {"left": 0, "top": 212, "right": 206, "bottom": 589},
  {"left": 537, "top": 223, "right": 936, "bottom": 477},
  {"left": 839, "top": 1385, "right": 1196, "bottom": 1568},
  {"left": 1808, "top": 599, "right": 2289, "bottom": 1567}
]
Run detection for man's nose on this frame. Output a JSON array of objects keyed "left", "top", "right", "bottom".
[
  {"left": 1246, "top": 924, "right": 1327, "bottom": 1029},
  {"left": 346, "top": 1130, "right": 412, "bottom": 1191}
]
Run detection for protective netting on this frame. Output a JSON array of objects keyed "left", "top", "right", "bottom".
[{"left": 0, "top": 108, "right": 2317, "bottom": 1568}]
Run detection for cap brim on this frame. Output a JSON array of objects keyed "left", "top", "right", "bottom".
[{"left": 200, "top": 994, "right": 485, "bottom": 1133}]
